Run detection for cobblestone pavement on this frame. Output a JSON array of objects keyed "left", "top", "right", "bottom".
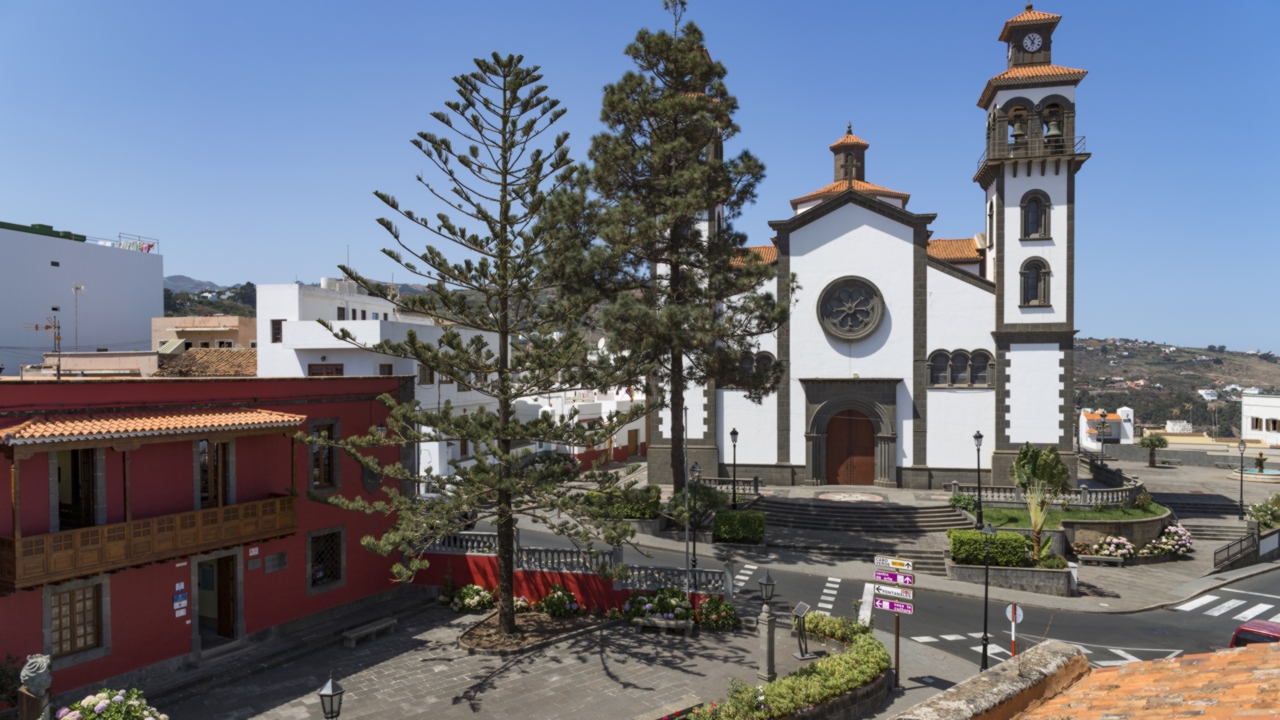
[{"left": 163, "top": 605, "right": 808, "bottom": 720}]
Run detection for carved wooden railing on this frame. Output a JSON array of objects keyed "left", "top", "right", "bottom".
[{"left": 0, "top": 496, "right": 297, "bottom": 594}]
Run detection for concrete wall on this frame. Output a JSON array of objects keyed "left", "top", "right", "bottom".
[
  {"left": 1006, "top": 343, "right": 1065, "bottom": 445},
  {"left": 946, "top": 560, "right": 1075, "bottom": 597}
]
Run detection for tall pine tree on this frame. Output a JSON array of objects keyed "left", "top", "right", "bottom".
[
  {"left": 310, "top": 54, "right": 647, "bottom": 635},
  {"left": 572, "top": 1, "right": 794, "bottom": 492}
]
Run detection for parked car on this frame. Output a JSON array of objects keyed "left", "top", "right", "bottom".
[{"left": 1230, "top": 619, "right": 1280, "bottom": 647}]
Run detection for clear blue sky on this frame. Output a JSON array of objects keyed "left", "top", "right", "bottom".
[{"left": 1, "top": 1, "right": 1276, "bottom": 351}]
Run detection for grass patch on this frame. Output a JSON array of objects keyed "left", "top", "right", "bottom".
[{"left": 981, "top": 503, "right": 1166, "bottom": 530}]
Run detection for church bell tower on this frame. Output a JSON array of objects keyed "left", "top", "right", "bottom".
[{"left": 976, "top": 5, "right": 1090, "bottom": 484}]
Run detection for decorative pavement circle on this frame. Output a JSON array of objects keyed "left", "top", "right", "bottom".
[{"left": 818, "top": 492, "right": 884, "bottom": 503}]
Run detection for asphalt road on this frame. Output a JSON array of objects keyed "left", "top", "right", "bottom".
[{"left": 508, "top": 524, "right": 1280, "bottom": 668}]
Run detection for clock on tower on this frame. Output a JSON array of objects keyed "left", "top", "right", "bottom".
[{"left": 1002, "top": 3, "right": 1057, "bottom": 69}]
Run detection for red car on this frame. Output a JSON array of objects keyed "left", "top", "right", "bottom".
[{"left": 1230, "top": 619, "right": 1280, "bottom": 647}]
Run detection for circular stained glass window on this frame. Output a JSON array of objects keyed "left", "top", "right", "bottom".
[{"left": 816, "top": 276, "right": 884, "bottom": 341}]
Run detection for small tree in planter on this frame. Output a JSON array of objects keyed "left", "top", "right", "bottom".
[
  {"left": 1138, "top": 433, "right": 1168, "bottom": 468},
  {"left": 665, "top": 483, "right": 728, "bottom": 541},
  {"left": 1010, "top": 443, "right": 1071, "bottom": 561}
]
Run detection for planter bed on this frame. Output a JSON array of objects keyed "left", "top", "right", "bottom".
[
  {"left": 458, "top": 610, "right": 617, "bottom": 657},
  {"left": 631, "top": 616, "right": 695, "bottom": 635},
  {"left": 1060, "top": 508, "right": 1172, "bottom": 548},
  {"left": 945, "top": 559, "right": 1075, "bottom": 597},
  {"left": 1125, "top": 552, "right": 1187, "bottom": 566}
]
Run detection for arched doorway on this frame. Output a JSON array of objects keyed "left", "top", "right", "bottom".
[{"left": 825, "top": 409, "right": 875, "bottom": 485}]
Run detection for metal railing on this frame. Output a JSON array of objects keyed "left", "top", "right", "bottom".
[
  {"left": 1214, "top": 534, "right": 1257, "bottom": 569},
  {"left": 617, "top": 565, "right": 729, "bottom": 594},
  {"left": 977, "top": 135, "right": 1086, "bottom": 171}
]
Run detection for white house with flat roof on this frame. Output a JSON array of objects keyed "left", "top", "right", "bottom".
[
  {"left": 0, "top": 221, "right": 162, "bottom": 375},
  {"left": 1244, "top": 395, "right": 1280, "bottom": 448}
]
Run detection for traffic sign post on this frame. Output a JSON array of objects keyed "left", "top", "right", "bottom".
[
  {"left": 1005, "top": 603, "right": 1024, "bottom": 656},
  {"left": 872, "top": 557, "right": 915, "bottom": 690}
]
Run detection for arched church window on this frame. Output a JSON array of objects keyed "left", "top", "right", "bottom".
[
  {"left": 1020, "top": 259, "right": 1051, "bottom": 307},
  {"left": 929, "top": 352, "right": 950, "bottom": 386},
  {"left": 1020, "top": 191, "right": 1051, "bottom": 240},
  {"left": 755, "top": 352, "right": 775, "bottom": 377},
  {"left": 738, "top": 353, "right": 755, "bottom": 381},
  {"left": 971, "top": 352, "right": 991, "bottom": 385},
  {"left": 950, "top": 352, "right": 970, "bottom": 385}
]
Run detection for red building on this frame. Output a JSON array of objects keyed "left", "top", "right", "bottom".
[{"left": 0, "top": 375, "right": 411, "bottom": 702}]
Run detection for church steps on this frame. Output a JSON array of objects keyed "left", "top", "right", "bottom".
[{"left": 754, "top": 497, "right": 972, "bottom": 533}]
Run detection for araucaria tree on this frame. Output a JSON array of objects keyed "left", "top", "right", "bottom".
[
  {"left": 575, "top": 0, "right": 794, "bottom": 492},
  {"left": 308, "top": 54, "right": 647, "bottom": 635}
]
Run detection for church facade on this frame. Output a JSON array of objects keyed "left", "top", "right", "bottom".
[{"left": 648, "top": 6, "right": 1088, "bottom": 488}]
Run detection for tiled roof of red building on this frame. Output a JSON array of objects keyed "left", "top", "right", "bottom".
[
  {"left": 998, "top": 5, "right": 1062, "bottom": 41},
  {"left": 978, "top": 64, "right": 1087, "bottom": 107},
  {"left": 791, "top": 179, "right": 910, "bottom": 209},
  {"left": 927, "top": 238, "right": 981, "bottom": 263},
  {"left": 731, "top": 245, "right": 778, "bottom": 267},
  {"left": 155, "top": 348, "right": 257, "bottom": 377},
  {"left": 0, "top": 409, "right": 305, "bottom": 446}
]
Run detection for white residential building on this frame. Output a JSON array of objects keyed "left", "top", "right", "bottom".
[
  {"left": 1198, "top": 389, "right": 1219, "bottom": 402},
  {"left": 1078, "top": 407, "right": 1134, "bottom": 452},
  {"left": 1243, "top": 395, "right": 1280, "bottom": 447},
  {"left": 0, "top": 221, "right": 162, "bottom": 375}
]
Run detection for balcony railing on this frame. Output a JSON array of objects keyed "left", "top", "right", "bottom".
[
  {"left": 0, "top": 496, "right": 297, "bottom": 594},
  {"left": 977, "top": 136, "right": 1086, "bottom": 171}
]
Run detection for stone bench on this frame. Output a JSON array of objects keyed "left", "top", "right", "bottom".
[
  {"left": 342, "top": 617, "right": 397, "bottom": 648},
  {"left": 1076, "top": 554, "right": 1124, "bottom": 567},
  {"left": 632, "top": 616, "right": 694, "bottom": 635}
]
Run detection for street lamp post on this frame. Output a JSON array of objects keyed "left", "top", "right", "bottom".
[
  {"left": 690, "top": 461, "right": 702, "bottom": 590},
  {"left": 731, "top": 428, "right": 739, "bottom": 510},
  {"left": 1239, "top": 439, "right": 1247, "bottom": 521},
  {"left": 757, "top": 572, "right": 777, "bottom": 682},
  {"left": 317, "top": 674, "right": 345, "bottom": 719},
  {"left": 973, "top": 431, "right": 985, "bottom": 528},
  {"left": 980, "top": 523, "right": 996, "bottom": 671}
]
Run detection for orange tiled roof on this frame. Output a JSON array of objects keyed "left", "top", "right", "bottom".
[
  {"left": 1083, "top": 413, "right": 1121, "bottom": 420},
  {"left": 155, "top": 348, "right": 257, "bottom": 377},
  {"left": 731, "top": 245, "right": 778, "bottom": 267},
  {"left": 927, "top": 238, "right": 981, "bottom": 263},
  {"left": 978, "top": 64, "right": 1087, "bottom": 108},
  {"left": 0, "top": 409, "right": 305, "bottom": 446},
  {"left": 1023, "top": 641, "right": 1280, "bottom": 718},
  {"left": 998, "top": 6, "right": 1062, "bottom": 41},
  {"left": 791, "top": 179, "right": 910, "bottom": 209},
  {"left": 829, "top": 124, "right": 869, "bottom": 151}
]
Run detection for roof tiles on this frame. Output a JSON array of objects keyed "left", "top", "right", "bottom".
[
  {"left": 155, "top": 348, "right": 257, "bottom": 377},
  {"left": 0, "top": 409, "right": 305, "bottom": 446},
  {"left": 791, "top": 179, "right": 910, "bottom": 209},
  {"left": 978, "top": 64, "right": 1088, "bottom": 108},
  {"left": 998, "top": 7, "right": 1062, "bottom": 41},
  {"left": 927, "top": 238, "right": 981, "bottom": 263},
  {"left": 731, "top": 245, "right": 778, "bottom": 267}
]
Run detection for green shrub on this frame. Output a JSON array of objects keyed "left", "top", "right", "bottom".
[
  {"left": 450, "top": 583, "right": 494, "bottom": 613},
  {"left": 582, "top": 484, "right": 662, "bottom": 519},
  {"left": 947, "top": 529, "right": 1030, "bottom": 567},
  {"left": 792, "top": 612, "right": 872, "bottom": 644},
  {"left": 696, "top": 595, "right": 737, "bottom": 630},
  {"left": 1133, "top": 492, "right": 1154, "bottom": 511},
  {"left": 0, "top": 653, "right": 21, "bottom": 710},
  {"left": 710, "top": 634, "right": 890, "bottom": 719},
  {"left": 622, "top": 587, "right": 693, "bottom": 620},
  {"left": 57, "top": 688, "right": 168, "bottom": 720},
  {"left": 534, "top": 584, "right": 579, "bottom": 617},
  {"left": 948, "top": 493, "right": 977, "bottom": 513},
  {"left": 1038, "top": 554, "right": 1068, "bottom": 569},
  {"left": 715, "top": 510, "right": 766, "bottom": 543},
  {"left": 1248, "top": 494, "right": 1280, "bottom": 529}
]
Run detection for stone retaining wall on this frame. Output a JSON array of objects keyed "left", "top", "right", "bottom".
[
  {"left": 945, "top": 560, "right": 1075, "bottom": 597},
  {"left": 1060, "top": 508, "right": 1171, "bottom": 547}
]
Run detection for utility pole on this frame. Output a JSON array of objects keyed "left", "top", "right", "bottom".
[{"left": 73, "top": 285, "right": 85, "bottom": 351}]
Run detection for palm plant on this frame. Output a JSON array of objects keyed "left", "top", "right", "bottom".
[
  {"left": 1010, "top": 443, "right": 1072, "bottom": 561},
  {"left": 1138, "top": 433, "right": 1168, "bottom": 468}
]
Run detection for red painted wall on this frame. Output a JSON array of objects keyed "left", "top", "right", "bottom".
[{"left": 126, "top": 442, "right": 197, "bottom": 519}]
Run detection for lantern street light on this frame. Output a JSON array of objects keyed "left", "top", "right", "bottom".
[
  {"left": 979, "top": 524, "right": 996, "bottom": 671},
  {"left": 757, "top": 572, "right": 777, "bottom": 682},
  {"left": 973, "top": 431, "right": 985, "bottom": 528},
  {"left": 730, "top": 428, "right": 740, "bottom": 509},
  {"left": 1095, "top": 410, "right": 1111, "bottom": 463},
  {"left": 1239, "top": 439, "right": 1248, "bottom": 521},
  {"left": 317, "top": 674, "right": 344, "bottom": 719}
]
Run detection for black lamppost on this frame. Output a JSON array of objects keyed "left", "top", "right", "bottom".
[
  {"left": 973, "top": 431, "right": 985, "bottom": 528},
  {"left": 690, "top": 461, "right": 702, "bottom": 585},
  {"left": 1239, "top": 439, "right": 1247, "bottom": 521},
  {"left": 730, "top": 428, "right": 739, "bottom": 509},
  {"left": 317, "top": 674, "right": 345, "bottom": 719},
  {"left": 980, "top": 523, "right": 996, "bottom": 670}
]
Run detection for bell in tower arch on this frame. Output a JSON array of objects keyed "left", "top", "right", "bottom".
[
  {"left": 1044, "top": 119, "right": 1063, "bottom": 139},
  {"left": 1010, "top": 119, "right": 1026, "bottom": 139}
]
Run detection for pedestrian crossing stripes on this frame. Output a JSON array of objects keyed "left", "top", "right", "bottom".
[
  {"left": 1176, "top": 594, "right": 1280, "bottom": 623},
  {"left": 1174, "top": 595, "right": 1219, "bottom": 611},
  {"left": 732, "top": 565, "right": 758, "bottom": 595},
  {"left": 815, "top": 577, "right": 840, "bottom": 614},
  {"left": 1204, "top": 599, "right": 1247, "bottom": 617},
  {"left": 1234, "top": 604, "right": 1274, "bottom": 622}
]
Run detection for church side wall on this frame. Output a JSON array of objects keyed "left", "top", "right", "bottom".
[
  {"left": 927, "top": 389, "right": 997, "bottom": 469},
  {"left": 786, "top": 205, "right": 917, "bottom": 467},
  {"left": 1006, "top": 342, "right": 1066, "bottom": 445},
  {"left": 717, "top": 391, "right": 777, "bottom": 467},
  {"left": 926, "top": 267, "right": 994, "bottom": 353}
]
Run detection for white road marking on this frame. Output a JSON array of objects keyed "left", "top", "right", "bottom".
[
  {"left": 1204, "top": 600, "right": 1248, "bottom": 617},
  {"left": 911, "top": 636, "right": 938, "bottom": 643},
  {"left": 940, "top": 634, "right": 967, "bottom": 641},
  {"left": 743, "top": 565, "right": 758, "bottom": 570},
  {"left": 967, "top": 632, "right": 986, "bottom": 639},
  {"left": 858, "top": 583, "right": 874, "bottom": 625},
  {"left": 1110, "top": 648, "right": 1142, "bottom": 663},
  {"left": 827, "top": 577, "right": 840, "bottom": 582},
  {"left": 1223, "top": 588, "right": 1280, "bottom": 601},
  {"left": 1174, "top": 595, "right": 1220, "bottom": 611},
  {"left": 817, "top": 602, "right": 833, "bottom": 609},
  {"left": 970, "top": 644, "right": 1009, "bottom": 655},
  {"left": 1234, "top": 604, "right": 1275, "bottom": 621},
  {"left": 824, "top": 583, "right": 840, "bottom": 590},
  {"left": 814, "top": 610, "right": 830, "bottom": 616}
]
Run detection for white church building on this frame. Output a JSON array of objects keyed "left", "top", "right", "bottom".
[{"left": 649, "top": 6, "right": 1086, "bottom": 488}]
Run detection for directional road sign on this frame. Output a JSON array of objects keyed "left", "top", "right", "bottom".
[
  {"left": 1005, "top": 603, "right": 1025, "bottom": 624},
  {"left": 874, "top": 556, "right": 913, "bottom": 572},
  {"left": 873, "top": 569, "right": 915, "bottom": 586},
  {"left": 875, "top": 584, "right": 914, "bottom": 601},
  {"left": 873, "top": 598, "right": 914, "bottom": 614}
]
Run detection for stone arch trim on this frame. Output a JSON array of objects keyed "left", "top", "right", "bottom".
[
  {"left": 1019, "top": 256, "right": 1053, "bottom": 307},
  {"left": 1019, "top": 189, "right": 1053, "bottom": 240},
  {"left": 800, "top": 379, "right": 899, "bottom": 487}
]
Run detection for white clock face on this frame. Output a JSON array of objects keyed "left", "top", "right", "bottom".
[{"left": 1023, "top": 33, "right": 1043, "bottom": 52}]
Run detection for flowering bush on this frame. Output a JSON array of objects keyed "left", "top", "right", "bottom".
[
  {"left": 535, "top": 584, "right": 580, "bottom": 618},
  {"left": 696, "top": 595, "right": 737, "bottom": 631},
  {"left": 1089, "top": 535, "right": 1135, "bottom": 559},
  {"left": 57, "top": 688, "right": 167, "bottom": 720},
  {"left": 1069, "top": 540, "right": 1092, "bottom": 557},
  {"left": 623, "top": 588, "right": 693, "bottom": 621},
  {"left": 450, "top": 584, "right": 494, "bottom": 613},
  {"left": 513, "top": 595, "right": 532, "bottom": 613},
  {"left": 1138, "top": 524, "right": 1194, "bottom": 556}
]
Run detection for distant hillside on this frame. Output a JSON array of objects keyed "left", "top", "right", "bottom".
[
  {"left": 164, "top": 275, "right": 226, "bottom": 294},
  {"left": 1074, "top": 337, "right": 1279, "bottom": 438},
  {"left": 164, "top": 282, "right": 255, "bottom": 317}
]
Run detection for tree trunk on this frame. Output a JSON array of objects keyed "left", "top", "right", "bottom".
[
  {"left": 1032, "top": 527, "right": 1041, "bottom": 563},
  {"left": 670, "top": 348, "right": 686, "bottom": 495},
  {"left": 496, "top": 489, "right": 516, "bottom": 634},
  {"left": 1148, "top": 447, "right": 1156, "bottom": 468}
]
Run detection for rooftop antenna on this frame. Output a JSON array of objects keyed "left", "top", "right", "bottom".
[{"left": 23, "top": 316, "right": 62, "bottom": 380}]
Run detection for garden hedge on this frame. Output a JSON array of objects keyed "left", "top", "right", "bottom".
[
  {"left": 714, "top": 510, "right": 766, "bottom": 544},
  {"left": 581, "top": 485, "right": 662, "bottom": 519},
  {"left": 947, "top": 529, "right": 1030, "bottom": 567}
]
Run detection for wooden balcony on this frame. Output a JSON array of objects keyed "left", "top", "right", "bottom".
[{"left": 0, "top": 496, "right": 297, "bottom": 594}]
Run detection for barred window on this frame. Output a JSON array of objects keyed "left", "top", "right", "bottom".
[
  {"left": 929, "top": 353, "right": 949, "bottom": 385},
  {"left": 310, "top": 532, "right": 342, "bottom": 588},
  {"left": 950, "top": 352, "right": 970, "bottom": 385},
  {"left": 51, "top": 585, "right": 100, "bottom": 658},
  {"left": 311, "top": 422, "right": 337, "bottom": 489},
  {"left": 971, "top": 352, "right": 991, "bottom": 385}
]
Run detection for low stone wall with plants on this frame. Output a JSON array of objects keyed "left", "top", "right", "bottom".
[
  {"left": 1061, "top": 507, "right": 1171, "bottom": 547},
  {"left": 945, "top": 560, "right": 1075, "bottom": 597}
]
